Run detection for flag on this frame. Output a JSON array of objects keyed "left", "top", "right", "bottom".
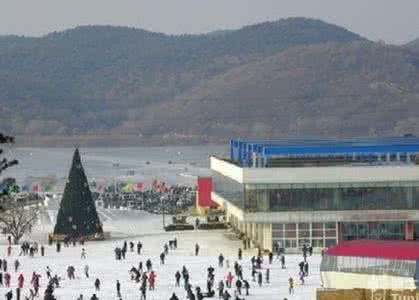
[
  {"left": 152, "top": 179, "right": 159, "bottom": 192},
  {"left": 122, "top": 182, "right": 134, "bottom": 193},
  {"left": 32, "top": 184, "right": 39, "bottom": 193},
  {"left": 160, "top": 181, "right": 166, "bottom": 193},
  {"left": 8, "top": 184, "right": 19, "bottom": 193},
  {"left": 21, "top": 184, "right": 29, "bottom": 192},
  {"left": 41, "top": 183, "right": 51, "bottom": 192},
  {"left": 134, "top": 182, "right": 144, "bottom": 192},
  {"left": 97, "top": 184, "right": 104, "bottom": 192}
]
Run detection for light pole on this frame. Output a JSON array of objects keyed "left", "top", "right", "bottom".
[{"left": 161, "top": 196, "right": 166, "bottom": 229}]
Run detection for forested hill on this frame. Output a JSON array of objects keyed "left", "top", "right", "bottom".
[{"left": 3, "top": 17, "right": 411, "bottom": 146}]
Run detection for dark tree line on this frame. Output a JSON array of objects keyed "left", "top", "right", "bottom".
[{"left": 0, "top": 133, "right": 18, "bottom": 176}]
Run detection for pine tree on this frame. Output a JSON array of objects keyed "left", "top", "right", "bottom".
[{"left": 54, "top": 148, "right": 103, "bottom": 237}]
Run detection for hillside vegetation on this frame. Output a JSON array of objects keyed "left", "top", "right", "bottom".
[{"left": 2, "top": 17, "right": 418, "bottom": 145}]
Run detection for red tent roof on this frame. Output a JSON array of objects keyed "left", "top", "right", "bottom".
[{"left": 326, "top": 240, "right": 419, "bottom": 260}]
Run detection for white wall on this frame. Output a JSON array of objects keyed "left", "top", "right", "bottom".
[
  {"left": 321, "top": 271, "right": 416, "bottom": 290},
  {"left": 210, "top": 157, "right": 243, "bottom": 183},
  {"left": 243, "top": 165, "right": 419, "bottom": 184}
]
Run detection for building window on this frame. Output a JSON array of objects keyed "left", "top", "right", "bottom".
[{"left": 244, "top": 184, "right": 419, "bottom": 212}]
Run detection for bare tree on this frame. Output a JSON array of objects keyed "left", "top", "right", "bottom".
[
  {"left": 0, "top": 196, "right": 40, "bottom": 244},
  {"left": 0, "top": 133, "right": 18, "bottom": 176}
]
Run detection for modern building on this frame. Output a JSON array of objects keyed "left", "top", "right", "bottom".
[
  {"left": 320, "top": 240, "right": 419, "bottom": 289},
  {"left": 210, "top": 137, "right": 419, "bottom": 251}
]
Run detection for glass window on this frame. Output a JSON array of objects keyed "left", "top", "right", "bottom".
[
  {"left": 285, "top": 224, "right": 296, "bottom": 230},
  {"left": 299, "top": 223, "right": 310, "bottom": 230},
  {"left": 212, "top": 171, "right": 245, "bottom": 209},
  {"left": 285, "top": 231, "right": 296, "bottom": 238},
  {"left": 312, "top": 230, "right": 324, "bottom": 238},
  {"left": 325, "top": 222, "right": 336, "bottom": 230},
  {"left": 298, "top": 239, "right": 310, "bottom": 247},
  {"left": 299, "top": 230, "right": 310, "bottom": 238},
  {"left": 243, "top": 184, "right": 419, "bottom": 212},
  {"left": 325, "top": 229, "right": 336, "bottom": 237},
  {"left": 272, "top": 224, "right": 283, "bottom": 231},
  {"left": 325, "top": 239, "right": 337, "bottom": 248},
  {"left": 312, "top": 239, "right": 324, "bottom": 248},
  {"left": 312, "top": 223, "right": 324, "bottom": 230},
  {"left": 285, "top": 239, "right": 297, "bottom": 248}
]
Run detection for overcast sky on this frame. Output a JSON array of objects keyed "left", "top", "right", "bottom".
[{"left": 1, "top": 0, "right": 418, "bottom": 44}]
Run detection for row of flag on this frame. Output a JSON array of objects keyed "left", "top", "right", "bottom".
[{"left": 3, "top": 179, "right": 171, "bottom": 194}]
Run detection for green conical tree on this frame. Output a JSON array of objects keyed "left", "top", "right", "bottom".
[{"left": 54, "top": 148, "right": 103, "bottom": 237}]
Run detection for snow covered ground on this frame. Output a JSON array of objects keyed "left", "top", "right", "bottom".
[{"left": 0, "top": 210, "right": 321, "bottom": 300}]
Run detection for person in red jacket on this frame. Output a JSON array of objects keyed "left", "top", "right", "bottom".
[
  {"left": 31, "top": 272, "right": 41, "bottom": 296},
  {"left": 148, "top": 271, "right": 156, "bottom": 290},
  {"left": 18, "top": 273, "right": 24, "bottom": 289},
  {"left": 4, "top": 272, "right": 11, "bottom": 288},
  {"left": 226, "top": 272, "right": 234, "bottom": 288}
]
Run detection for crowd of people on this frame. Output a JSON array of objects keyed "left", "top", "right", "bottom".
[
  {"left": 0, "top": 233, "right": 315, "bottom": 300},
  {"left": 97, "top": 185, "right": 196, "bottom": 215}
]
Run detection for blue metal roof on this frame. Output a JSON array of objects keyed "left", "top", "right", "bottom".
[{"left": 230, "top": 137, "right": 419, "bottom": 167}]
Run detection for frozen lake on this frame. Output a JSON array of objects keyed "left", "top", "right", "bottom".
[{"left": 3, "top": 145, "right": 228, "bottom": 189}]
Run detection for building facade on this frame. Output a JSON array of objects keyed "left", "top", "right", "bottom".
[
  {"left": 320, "top": 240, "right": 419, "bottom": 289},
  {"left": 211, "top": 138, "right": 419, "bottom": 251}
]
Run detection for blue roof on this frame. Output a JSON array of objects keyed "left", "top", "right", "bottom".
[{"left": 230, "top": 137, "right": 419, "bottom": 167}]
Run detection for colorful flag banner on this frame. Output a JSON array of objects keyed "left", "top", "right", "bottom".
[{"left": 134, "top": 182, "right": 144, "bottom": 192}]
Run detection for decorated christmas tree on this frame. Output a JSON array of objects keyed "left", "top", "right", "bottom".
[{"left": 54, "top": 148, "right": 103, "bottom": 237}]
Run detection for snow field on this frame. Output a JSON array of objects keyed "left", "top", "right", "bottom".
[{"left": 0, "top": 213, "right": 321, "bottom": 299}]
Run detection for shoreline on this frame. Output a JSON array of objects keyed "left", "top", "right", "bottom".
[{"left": 13, "top": 134, "right": 228, "bottom": 148}]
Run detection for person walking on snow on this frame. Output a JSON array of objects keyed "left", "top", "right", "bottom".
[
  {"left": 81, "top": 248, "right": 86, "bottom": 259},
  {"left": 257, "top": 272, "right": 262, "bottom": 287},
  {"left": 265, "top": 268, "right": 270, "bottom": 284},
  {"left": 148, "top": 271, "right": 156, "bottom": 290},
  {"left": 175, "top": 271, "right": 181, "bottom": 287},
  {"left": 304, "top": 261, "right": 309, "bottom": 276},
  {"left": 94, "top": 278, "right": 100, "bottom": 291},
  {"left": 4, "top": 272, "right": 11, "bottom": 288},
  {"left": 288, "top": 276, "right": 294, "bottom": 295},
  {"left": 46, "top": 266, "right": 52, "bottom": 280},
  {"left": 5, "top": 290, "right": 12, "bottom": 300},
  {"left": 226, "top": 272, "right": 234, "bottom": 288},
  {"left": 235, "top": 279, "right": 242, "bottom": 295},
  {"left": 281, "top": 255, "right": 286, "bottom": 269},
  {"left": 268, "top": 252, "right": 273, "bottom": 264},
  {"left": 218, "top": 280, "right": 225, "bottom": 298},
  {"left": 137, "top": 241, "right": 143, "bottom": 255},
  {"left": 18, "top": 273, "right": 24, "bottom": 289},
  {"left": 116, "top": 280, "right": 121, "bottom": 297},
  {"left": 243, "top": 280, "right": 250, "bottom": 296},
  {"left": 84, "top": 265, "right": 89, "bottom": 278},
  {"left": 170, "top": 293, "right": 179, "bottom": 300},
  {"left": 146, "top": 259, "right": 152, "bottom": 272},
  {"left": 299, "top": 271, "right": 305, "bottom": 285},
  {"left": 14, "top": 260, "right": 20, "bottom": 273},
  {"left": 218, "top": 254, "right": 224, "bottom": 268},
  {"left": 195, "top": 244, "right": 200, "bottom": 256},
  {"left": 140, "top": 282, "right": 147, "bottom": 300}
]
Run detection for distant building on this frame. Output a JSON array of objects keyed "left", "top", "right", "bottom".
[
  {"left": 320, "top": 240, "right": 419, "bottom": 289},
  {"left": 211, "top": 137, "right": 419, "bottom": 251}
]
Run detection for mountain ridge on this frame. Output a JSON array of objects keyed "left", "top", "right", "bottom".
[{"left": 2, "top": 17, "right": 416, "bottom": 146}]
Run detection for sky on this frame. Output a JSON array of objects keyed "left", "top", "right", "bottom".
[{"left": 0, "top": 0, "right": 418, "bottom": 45}]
